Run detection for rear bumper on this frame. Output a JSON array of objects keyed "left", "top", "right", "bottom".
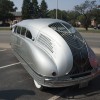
[
  {"left": 42, "top": 67, "right": 100, "bottom": 87},
  {"left": 44, "top": 74, "right": 93, "bottom": 87}
]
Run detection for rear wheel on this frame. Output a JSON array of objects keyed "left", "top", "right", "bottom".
[{"left": 34, "top": 80, "right": 44, "bottom": 90}]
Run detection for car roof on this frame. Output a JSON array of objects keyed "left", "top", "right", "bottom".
[{"left": 17, "top": 18, "right": 65, "bottom": 30}]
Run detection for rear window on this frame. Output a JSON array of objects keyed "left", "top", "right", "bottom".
[
  {"left": 49, "top": 22, "right": 83, "bottom": 40},
  {"left": 62, "top": 23, "right": 76, "bottom": 33},
  {"left": 49, "top": 22, "right": 75, "bottom": 34}
]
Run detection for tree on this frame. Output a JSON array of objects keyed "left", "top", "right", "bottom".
[
  {"left": 22, "top": 0, "right": 32, "bottom": 19},
  {"left": 91, "top": 8, "right": 100, "bottom": 25},
  {"left": 0, "top": 0, "right": 17, "bottom": 24},
  {"left": 29, "top": 2, "right": 34, "bottom": 18},
  {"left": 32, "top": 0, "right": 39, "bottom": 18},
  {"left": 75, "top": 0, "right": 97, "bottom": 30},
  {"left": 48, "top": 9, "right": 80, "bottom": 26},
  {"left": 66, "top": 11, "right": 80, "bottom": 26},
  {"left": 48, "top": 9, "right": 56, "bottom": 19},
  {"left": 48, "top": 9, "right": 68, "bottom": 21},
  {"left": 40, "top": 0, "right": 48, "bottom": 18}
]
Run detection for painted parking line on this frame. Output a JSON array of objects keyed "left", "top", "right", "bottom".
[
  {"left": 0, "top": 62, "right": 21, "bottom": 69},
  {"left": 0, "top": 43, "right": 11, "bottom": 49},
  {"left": 0, "top": 49, "right": 7, "bottom": 52}
]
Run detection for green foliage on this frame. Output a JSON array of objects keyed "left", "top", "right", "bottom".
[
  {"left": 22, "top": 0, "right": 32, "bottom": 19},
  {"left": 66, "top": 11, "right": 80, "bottom": 26},
  {"left": 0, "top": 0, "right": 17, "bottom": 23},
  {"left": 21, "top": 0, "right": 99, "bottom": 29},
  {"left": 75, "top": 0, "right": 97, "bottom": 30},
  {"left": 32, "top": 0, "right": 39, "bottom": 18},
  {"left": 48, "top": 9, "right": 56, "bottom": 19},
  {"left": 22, "top": 0, "right": 48, "bottom": 19},
  {"left": 48, "top": 10, "right": 80, "bottom": 26},
  {"left": 75, "top": 0, "right": 96, "bottom": 14},
  {"left": 47, "top": 0, "right": 99, "bottom": 29},
  {"left": 40, "top": 0, "right": 48, "bottom": 18},
  {"left": 48, "top": 9, "right": 67, "bottom": 20},
  {"left": 77, "top": 15, "right": 85, "bottom": 24},
  {"left": 91, "top": 8, "right": 100, "bottom": 24}
]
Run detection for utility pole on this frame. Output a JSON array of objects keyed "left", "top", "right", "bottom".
[{"left": 56, "top": 0, "right": 58, "bottom": 19}]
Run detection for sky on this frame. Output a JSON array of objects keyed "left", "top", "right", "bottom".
[{"left": 12, "top": 0, "right": 100, "bottom": 11}]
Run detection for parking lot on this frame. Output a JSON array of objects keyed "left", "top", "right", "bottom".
[{"left": 0, "top": 30, "right": 100, "bottom": 100}]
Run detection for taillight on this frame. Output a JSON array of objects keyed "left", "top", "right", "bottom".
[{"left": 88, "top": 47, "right": 98, "bottom": 68}]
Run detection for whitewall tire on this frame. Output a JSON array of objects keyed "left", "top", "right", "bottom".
[{"left": 34, "top": 80, "right": 44, "bottom": 90}]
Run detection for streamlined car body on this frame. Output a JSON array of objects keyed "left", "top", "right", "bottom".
[{"left": 10, "top": 19, "right": 100, "bottom": 89}]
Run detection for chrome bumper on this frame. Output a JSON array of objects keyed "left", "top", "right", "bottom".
[
  {"left": 44, "top": 74, "right": 93, "bottom": 87},
  {"left": 41, "top": 68, "right": 100, "bottom": 87}
]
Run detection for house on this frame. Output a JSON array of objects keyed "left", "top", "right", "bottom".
[
  {"left": 91, "top": 18, "right": 97, "bottom": 27},
  {"left": 9, "top": 12, "right": 22, "bottom": 28},
  {"left": 11, "top": 12, "right": 22, "bottom": 22}
]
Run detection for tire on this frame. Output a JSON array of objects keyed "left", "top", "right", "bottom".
[{"left": 34, "top": 80, "right": 44, "bottom": 91}]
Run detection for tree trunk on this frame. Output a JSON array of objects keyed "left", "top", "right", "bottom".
[
  {"left": 85, "top": 26, "right": 88, "bottom": 31},
  {"left": 84, "top": 14, "right": 88, "bottom": 31}
]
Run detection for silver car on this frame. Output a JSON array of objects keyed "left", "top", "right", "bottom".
[{"left": 10, "top": 18, "right": 100, "bottom": 90}]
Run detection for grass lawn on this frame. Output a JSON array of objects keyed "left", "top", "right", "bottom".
[
  {"left": 76, "top": 28, "right": 100, "bottom": 33},
  {"left": 0, "top": 27, "right": 10, "bottom": 30}
]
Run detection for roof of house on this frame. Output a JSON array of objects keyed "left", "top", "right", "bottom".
[{"left": 11, "top": 12, "right": 22, "bottom": 17}]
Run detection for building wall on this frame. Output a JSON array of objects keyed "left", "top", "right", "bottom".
[{"left": 91, "top": 19, "right": 97, "bottom": 27}]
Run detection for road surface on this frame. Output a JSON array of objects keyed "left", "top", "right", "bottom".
[{"left": 0, "top": 30, "right": 100, "bottom": 100}]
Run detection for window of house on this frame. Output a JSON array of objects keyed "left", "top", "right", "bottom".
[
  {"left": 21, "top": 27, "right": 26, "bottom": 36},
  {"left": 26, "top": 30, "right": 32, "bottom": 39}
]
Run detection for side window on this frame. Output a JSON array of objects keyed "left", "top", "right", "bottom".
[
  {"left": 21, "top": 27, "right": 26, "bottom": 36},
  {"left": 26, "top": 30, "right": 32, "bottom": 39},
  {"left": 14, "top": 26, "right": 17, "bottom": 33},
  {"left": 17, "top": 26, "right": 21, "bottom": 34}
]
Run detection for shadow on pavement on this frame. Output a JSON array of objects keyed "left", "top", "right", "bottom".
[{"left": 0, "top": 89, "right": 35, "bottom": 100}]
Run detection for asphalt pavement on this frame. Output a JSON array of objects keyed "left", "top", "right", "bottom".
[{"left": 0, "top": 30, "right": 100, "bottom": 100}]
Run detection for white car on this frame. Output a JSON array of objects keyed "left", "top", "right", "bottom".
[{"left": 10, "top": 18, "right": 100, "bottom": 90}]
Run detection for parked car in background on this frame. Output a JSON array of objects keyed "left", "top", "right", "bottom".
[
  {"left": 10, "top": 19, "right": 100, "bottom": 90},
  {"left": 97, "top": 24, "right": 100, "bottom": 29},
  {"left": 94, "top": 24, "right": 100, "bottom": 29}
]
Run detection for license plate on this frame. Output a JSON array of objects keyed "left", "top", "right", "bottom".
[{"left": 79, "top": 82, "right": 88, "bottom": 88}]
